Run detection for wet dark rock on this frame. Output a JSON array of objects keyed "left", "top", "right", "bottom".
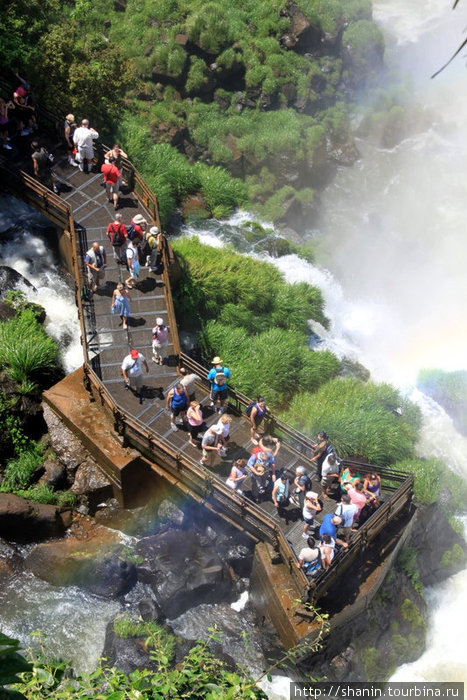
[
  {"left": 0, "top": 493, "right": 64, "bottom": 542},
  {"left": 70, "top": 458, "right": 113, "bottom": 510},
  {"left": 42, "top": 403, "right": 87, "bottom": 482},
  {"left": 38, "top": 458, "right": 66, "bottom": 488},
  {"left": 0, "top": 536, "right": 23, "bottom": 582},
  {"left": 157, "top": 499, "right": 185, "bottom": 528},
  {"left": 0, "top": 266, "right": 36, "bottom": 296},
  {"left": 410, "top": 503, "right": 467, "bottom": 585},
  {"left": 103, "top": 623, "right": 161, "bottom": 674},
  {"left": 0, "top": 301, "right": 16, "bottom": 321},
  {"left": 135, "top": 529, "right": 233, "bottom": 618},
  {"left": 24, "top": 522, "right": 136, "bottom": 598},
  {"left": 225, "top": 544, "right": 253, "bottom": 578},
  {"left": 138, "top": 597, "right": 164, "bottom": 622}
]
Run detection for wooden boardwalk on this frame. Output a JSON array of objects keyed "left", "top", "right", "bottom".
[
  {"left": 44, "top": 153, "right": 343, "bottom": 560},
  {"left": 0, "top": 100, "right": 414, "bottom": 624}
]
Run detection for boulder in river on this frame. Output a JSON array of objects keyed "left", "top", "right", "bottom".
[
  {"left": 135, "top": 529, "right": 234, "bottom": 618},
  {"left": 0, "top": 492, "right": 64, "bottom": 542},
  {"left": 0, "top": 265, "right": 36, "bottom": 297}
]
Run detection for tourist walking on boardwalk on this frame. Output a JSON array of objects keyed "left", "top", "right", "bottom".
[
  {"left": 166, "top": 383, "right": 189, "bottom": 431},
  {"left": 186, "top": 400, "right": 204, "bottom": 447},
  {"left": 144, "top": 226, "right": 162, "bottom": 269},
  {"left": 200, "top": 424, "right": 223, "bottom": 467},
  {"left": 111, "top": 282, "right": 131, "bottom": 330},
  {"left": 31, "top": 141, "right": 58, "bottom": 194},
  {"left": 121, "top": 348, "right": 149, "bottom": 404},
  {"left": 292, "top": 465, "right": 312, "bottom": 511},
  {"left": 64, "top": 114, "right": 78, "bottom": 166},
  {"left": 310, "top": 431, "right": 333, "bottom": 480},
  {"left": 125, "top": 239, "right": 140, "bottom": 289},
  {"left": 0, "top": 98, "right": 15, "bottom": 150},
  {"left": 272, "top": 473, "right": 290, "bottom": 519},
  {"left": 226, "top": 459, "right": 248, "bottom": 493},
  {"left": 179, "top": 367, "right": 200, "bottom": 401},
  {"left": 12, "top": 83, "right": 36, "bottom": 134},
  {"left": 302, "top": 490, "right": 321, "bottom": 538},
  {"left": 84, "top": 241, "right": 106, "bottom": 292},
  {"left": 248, "top": 397, "right": 268, "bottom": 444},
  {"left": 129, "top": 214, "right": 147, "bottom": 244},
  {"left": 214, "top": 413, "right": 232, "bottom": 457},
  {"left": 73, "top": 118, "right": 99, "bottom": 173},
  {"left": 151, "top": 317, "right": 169, "bottom": 365},
  {"left": 104, "top": 144, "right": 127, "bottom": 170},
  {"left": 101, "top": 156, "right": 121, "bottom": 210},
  {"left": 207, "top": 356, "right": 231, "bottom": 413},
  {"left": 106, "top": 213, "right": 127, "bottom": 264},
  {"left": 247, "top": 450, "right": 274, "bottom": 503}
]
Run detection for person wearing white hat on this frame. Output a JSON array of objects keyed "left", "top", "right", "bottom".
[
  {"left": 206, "top": 356, "right": 231, "bottom": 413},
  {"left": 144, "top": 225, "right": 162, "bottom": 268},
  {"left": 151, "top": 317, "right": 169, "bottom": 365}
]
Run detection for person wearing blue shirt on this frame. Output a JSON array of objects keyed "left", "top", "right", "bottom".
[
  {"left": 319, "top": 513, "right": 349, "bottom": 548},
  {"left": 207, "top": 356, "right": 231, "bottom": 413}
]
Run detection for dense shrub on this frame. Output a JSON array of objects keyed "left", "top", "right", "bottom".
[
  {"left": 392, "top": 457, "right": 467, "bottom": 510},
  {"left": 172, "top": 236, "right": 326, "bottom": 328},
  {"left": 0, "top": 448, "right": 43, "bottom": 492},
  {"left": 284, "top": 378, "right": 422, "bottom": 464},
  {"left": 0, "top": 309, "right": 60, "bottom": 394}
]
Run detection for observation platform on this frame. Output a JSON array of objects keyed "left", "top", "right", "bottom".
[{"left": 0, "top": 87, "right": 414, "bottom": 648}]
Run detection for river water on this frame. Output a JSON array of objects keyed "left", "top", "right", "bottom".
[{"left": 1, "top": 0, "right": 466, "bottom": 693}]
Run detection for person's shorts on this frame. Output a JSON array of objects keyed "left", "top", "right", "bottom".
[
  {"left": 129, "top": 373, "right": 143, "bottom": 389},
  {"left": 339, "top": 525, "right": 352, "bottom": 540},
  {"left": 78, "top": 145, "right": 94, "bottom": 161},
  {"left": 321, "top": 475, "right": 337, "bottom": 489},
  {"left": 171, "top": 403, "right": 186, "bottom": 417},
  {"left": 303, "top": 516, "right": 314, "bottom": 526},
  {"left": 152, "top": 341, "right": 168, "bottom": 358},
  {"left": 210, "top": 387, "right": 227, "bottom": 402},
  {"left": 106, "top": 181, "right": 120, "bottom": 194}
]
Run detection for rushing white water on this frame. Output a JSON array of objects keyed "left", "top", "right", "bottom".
[{"left": 0, "top": 195, "right": 83, "bottom": 373}]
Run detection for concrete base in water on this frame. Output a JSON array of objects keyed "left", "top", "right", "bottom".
[{"left": 42, "top": 367, "right": 181, "bottom": 508}]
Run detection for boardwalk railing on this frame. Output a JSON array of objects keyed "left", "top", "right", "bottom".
[{"left": 0, "top": 91, "right": 414, "bottom": 606}]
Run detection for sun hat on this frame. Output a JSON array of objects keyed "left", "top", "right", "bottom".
[
  {"left": 156, "top": 317, "right": 164, "bottom": 325},
  {"left": 149, "top": 226, "right": 159, "bottom": 235},
  {"left": 212, "top": 356, "right": 222, "bottom": 364},
  {"left": 130, "top": 349, "right": 139, "bottom": 359},
  {"left": 133, "top": 214, "right": 146, "bottom": 224},
  {"left": 16, "top": 86, "right": 27, "bottom": 97},
  {"left": 306, "top": 491, "right": 318, "bottom": 499}
]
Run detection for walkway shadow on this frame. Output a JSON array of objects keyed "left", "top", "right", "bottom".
[
  {"left": 118, "top": 195, "right": 137, "bottom": 209},
  {"left": 134, "top": 277, "right": 157, "bottom": 294},
  {"left": 142, "top": 386, "right": 165, "bottom": 401},
  {"left": 127, "top": 316, "right": 146, "bottom": 327}
]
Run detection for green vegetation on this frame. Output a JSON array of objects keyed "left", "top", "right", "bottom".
[
  {"left": 392, "top": 457, "right": 467, "bottom": 510},
  {"left": 2, "top": 0, "right": 384, "bottom": 224},
  {"left": 113, "top": 616, "right": 176, "bottom": 662},
  {"left": 397, "top": 547, "right": 423, "bottom": 595},
  {"left": 0, "top": 447, "right": 44, "bottom": 492},
  {"left": 3, "top": 624, "right": 326, "bottom": 699},
  {"left": 0, "top": 309, "right": 60, "bottom": 396},
  {"left": 400, "top": 598, "right": 425, "bottom": 629},
  {"left": 441, "top": 543, "right": 466, "bottom": 570},
  {"left": 284, "top": 377, "right": 421, "bottom": 464},
  {"left": 172, "top": 236, "right": 338, "bottom": 407}
]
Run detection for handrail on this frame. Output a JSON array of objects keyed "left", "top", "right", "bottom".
[{"left": 82, "top": 363, "right": 310, "bottom": 595}]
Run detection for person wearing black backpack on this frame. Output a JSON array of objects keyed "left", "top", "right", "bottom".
[
  {"left": 106, "top": 213, "right": 127, "bottom": 264},
  {"left": 31, "top": 141, "right": 58, "bottom": 194}
]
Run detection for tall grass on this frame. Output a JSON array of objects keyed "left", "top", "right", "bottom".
[
  {"left": 0, "top": 310, "right": 60, "bottom": 393},
  {"left": 284, "top": 377, "right": 422, "bottom": 465}
]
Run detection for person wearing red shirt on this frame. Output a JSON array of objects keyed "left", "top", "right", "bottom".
[
  {"left": 106, "top": 213, "right": 127, "bottom": 264},
  {"left": 101, "top": 156, "right": 121, "bottom": 210}
]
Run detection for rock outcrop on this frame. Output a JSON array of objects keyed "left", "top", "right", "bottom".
[
  {"left": 136, "top": 529, "right": 234, "bottom": 618},
  {"left": 0, "top": 492, "right": 64, "bottom": 542}
]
